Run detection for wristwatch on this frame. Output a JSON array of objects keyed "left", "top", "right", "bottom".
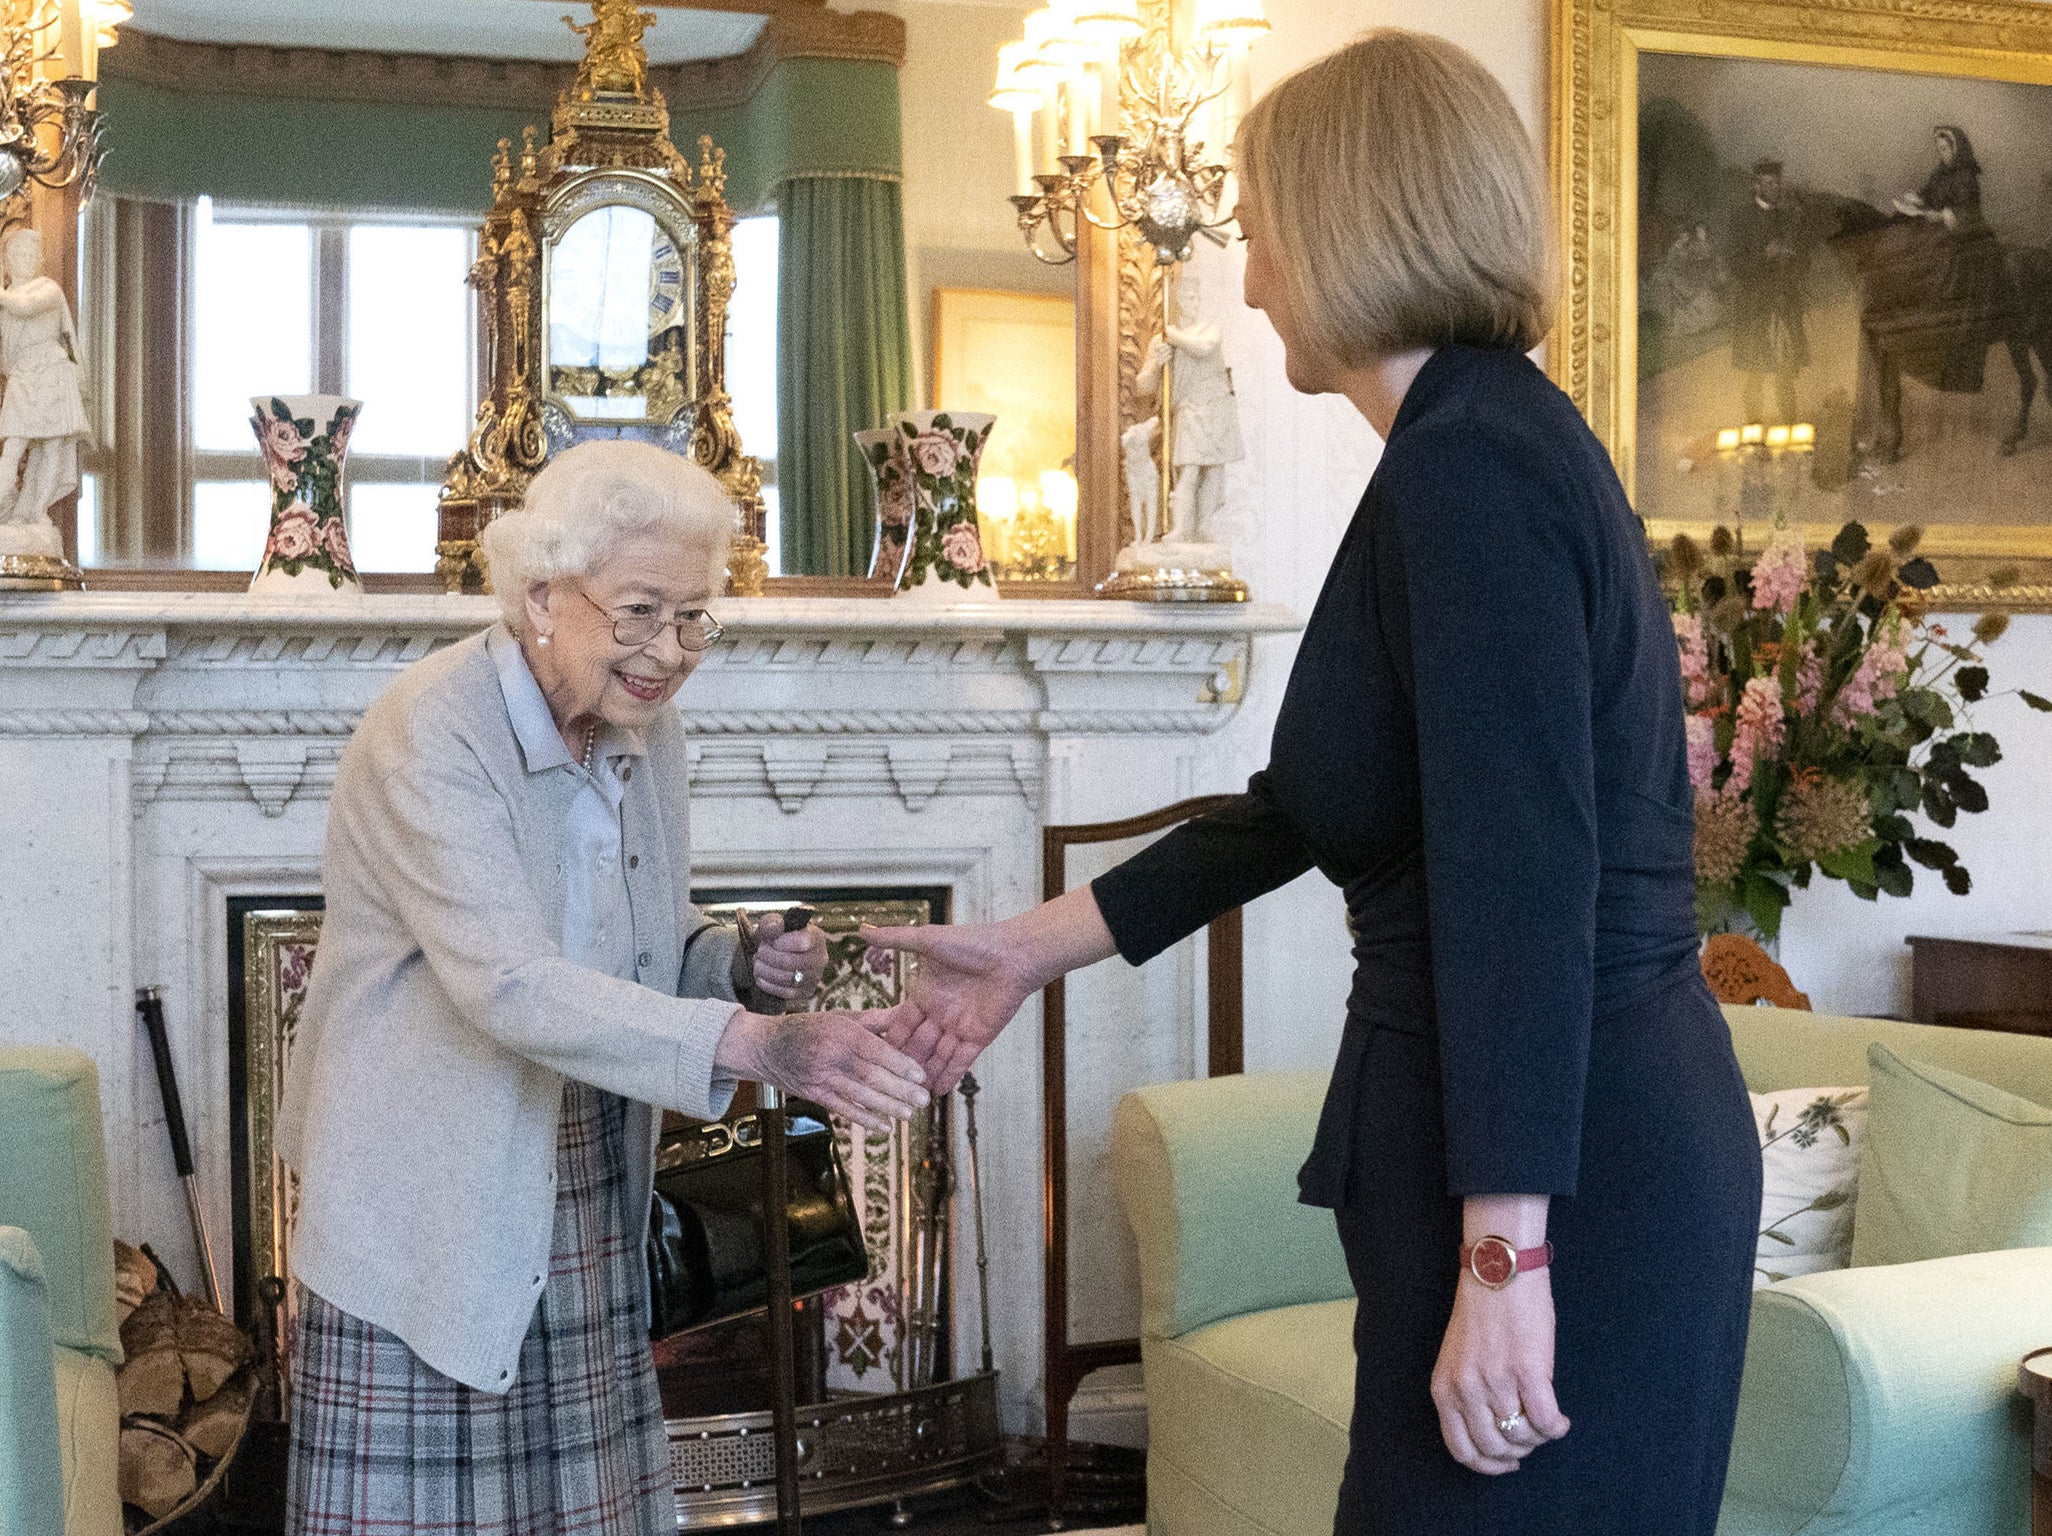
[{"left": 1459, "top": 1236, "right": 1554, "bottom": 1290}]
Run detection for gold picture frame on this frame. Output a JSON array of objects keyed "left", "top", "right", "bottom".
[
  {"left": 1550, "top": 0, "right": 2052, "bottom": 609},
  {"left": 931, "top": 288, "right": 1079, "bottom": 584}
]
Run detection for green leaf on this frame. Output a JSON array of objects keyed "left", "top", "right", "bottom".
[
  {"left": 1833, "top": 1123, "right": 1850, "bottom": 1145},
  {"left": 1952, "top": 775, "right": 1989, "bottom": 815},
  {"left": 1874, "top": 855, "right": 1914, "bottom": 899},
  {"left": 1944, "top": 864, "right": 1972, "bottom": 896},
  {"left": 1924, "top": 737, "right": 1961, "bottom": 773},
  {"left": 1810, "top": 1188, "right": 1852, "bottom": 1210},
  {"left": 1763, "top": 1229, "right": 1796, "bottom": 1245},
  {"left": 931, "top": 412, "right": 953, "bottom": 431},
  {"left": 1743, "top": 873, "right": 1790, "bottom": 941},
  {"left": 1905, "top": 837, "right": 1957, "bottom": 869},
  {"left": 1848, "top": 878, "right": 1879, "bottom": 901},
  {"left": 1921, "top": 779, "right": 1958, "bottom": 828},
  {"left": 1957, "top": 666, "right": 1990, "bottom": 702},
  {"left": 1816, "top": 842, "right": 1878, "bottom": 885},
  {"left": 2022, "top": 690, "right": 2052, "bottom": 713},
  {"left": 1832, "top": 522, "right": 1871, "bottom": 564},
  {"left": 1957, "top": 732, "right": 2002, "bottom": 768},
  {"left": 1874, "top": 812, "right": 1915, "bottom": 843},
  {"left": 1902, "top": 689, "right": 1954, "bottom": 730},
  {"left": 1898, "top": 557, "right": 1940, "bottom": 590}
]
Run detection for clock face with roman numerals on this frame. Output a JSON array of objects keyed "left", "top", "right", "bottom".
[{"left": 649, "top": 232, "right": 686, "bottom": 334}]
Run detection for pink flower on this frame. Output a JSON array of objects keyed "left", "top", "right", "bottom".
[
  {"left": 862, "top": 945, "right": 894, "bottom": 979},
  {"left": 267, "top": 507, "right": 318, "bottom": 563},
  {"left": 1684, "top": 712, "right": 1718, "bottom": 796},
  {"left": 1726, "top": 675, "right": 1784, "bottom": 796},
  {"left": 1673, "top": 611, "right": 1712, "bottom": 708},
  {"left": 1791, "top": 643, "right": 1823, "bottom": 716},
  {"left": 910, "top": 431, "right": 960, "bottom": 478},
  {"left": 1750, "top": 526, "right": 1807, "bottom": 614},
  {"left": 1832, "top": 619, "right": 1911, "bottom": 725},
  {"left": 940, "top": 520, "right": 985, "bottom": 573},
  {"left": 879, "top": 477, "right": 913, "bottom": 528},
  {"left": 327, "top": 411, "right": 355, "bottom": 460},
  {"left": 319, "top": 516, "right": 356, "bottom": 572}
]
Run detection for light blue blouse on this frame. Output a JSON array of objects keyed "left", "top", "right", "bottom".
[{"left": 490, "top": 632, "right": 642, "bottom": 984}]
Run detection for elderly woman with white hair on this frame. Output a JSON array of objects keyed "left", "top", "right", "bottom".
[{"left": 277, "top": 440, "right": 930, "bottom": 1536}]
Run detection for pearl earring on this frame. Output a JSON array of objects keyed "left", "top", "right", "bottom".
[{"left": 536, "top": 632, "right": 552, "bottom": 648}]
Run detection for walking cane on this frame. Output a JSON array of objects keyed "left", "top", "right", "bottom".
[
  {"left": 136, "top": 988, "right": 225, "bottom": 1312},
  {"left": 751, "top": 905, "right": 814, "bottom": 1536}
]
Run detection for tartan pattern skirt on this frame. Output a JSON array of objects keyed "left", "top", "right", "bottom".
[{"left": 286, "top": 1081, "right": 673, "bottom": 1535}]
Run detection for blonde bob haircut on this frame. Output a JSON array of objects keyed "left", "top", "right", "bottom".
[
  {"left": 1234, "top": 29, "right": 1556, "bottom": 364},
  {"left": 480, "top": 439, "right": 737, "bottom": 633}
]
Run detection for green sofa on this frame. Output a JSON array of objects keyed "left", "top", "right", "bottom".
[
  {"left": 0, "top": 1047, "right": 123, "bottom": 1536},
  {"left": 1110, "top": 1007, "right": 2052, "bottom": 1536}
]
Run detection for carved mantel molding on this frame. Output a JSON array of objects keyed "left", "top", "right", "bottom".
[
  {"left": 0, "top": 594, "right": 1300, "bottom": 817},
  {"left": 102, "top": 5, "right": 907, "bottom": 114}
]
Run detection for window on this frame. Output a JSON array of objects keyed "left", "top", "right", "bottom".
[
  {"left": 729, "top": 214, "right": 779, "bottom": 573},
  {"left": 188, "top": 201, "right": 476, "bottom": 573}
]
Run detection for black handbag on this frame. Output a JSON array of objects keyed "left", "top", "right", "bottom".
[{"left": 645, "top": 1102, "right": 871, "bottom": 1339}]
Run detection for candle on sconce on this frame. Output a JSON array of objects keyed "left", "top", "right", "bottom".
[
  {"left": 1765, "top": 424, "right": 1791, "bottom": 450},
  {"left": 980, "top": 474, "right": 1020, "bottom": 568},
  {"left": 991, "top": 43, "right": 1043, "bottom": 197},
  {"left": 1715, "top": 427, "right": 1742, "bottom": 453},
  {"left": 1740, "top": 422, "right": 1765, "bottom": 446},
  {"left": 1040, "top": 468, "right": 1080, "bottom": 562},
  {"left": 1791, "top": 422, "right": 1815, "bottom": 449}
]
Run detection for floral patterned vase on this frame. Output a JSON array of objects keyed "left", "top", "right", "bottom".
[
  {"left": 890, "top": 409, "right": 998, "bottom": 598},
  {"left": 249, "top": 394, "right": 363, "bottom": 596},
  {"left": 856, "top": 426, "right": 914, "bottom": 588}
]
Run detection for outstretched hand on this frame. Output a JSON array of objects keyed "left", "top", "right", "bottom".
[
  {"left": 713, "top": 998, "right": 930, "bottom": 1133},
  {"left": 859, "top": 921, "right": 1039, "bottom": 1096}
]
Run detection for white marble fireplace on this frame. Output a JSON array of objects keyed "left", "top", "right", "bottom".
[{"left": 0, "top": 590, "right": 1299, "bottom": 1436}]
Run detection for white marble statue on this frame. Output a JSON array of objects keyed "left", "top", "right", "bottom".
[
  {"left": 1134, "top": 266, "right": 1244, "bottom": 542},
  {"left": 0, "top": 228, "right": 89, "bottom": 560},
  {"left": 1120, "top": 415, "right": 1161, "bottom": 546}
]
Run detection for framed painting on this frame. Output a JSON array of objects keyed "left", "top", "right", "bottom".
[
  {"left": 1552, "top": 0, "right": 2052, "bottom": 607},
  {"left": 931, "top": 287, "right": 1078, "bottom": 582}
]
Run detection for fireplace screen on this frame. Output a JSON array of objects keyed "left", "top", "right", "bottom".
[{"left": 227, "top": 888, "right": 952, "bottom": 1398}]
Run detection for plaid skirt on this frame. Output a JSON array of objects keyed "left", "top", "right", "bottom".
[{"left": 285, "top": 1081, "right": 673, "bottom": 1536}]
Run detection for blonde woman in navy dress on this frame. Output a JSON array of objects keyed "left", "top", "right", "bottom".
[{"left": 868, "top": 31, "right": 1761, "bottom": 1535}]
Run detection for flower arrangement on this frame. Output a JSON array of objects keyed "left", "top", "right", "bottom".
[{"left": 1667, "top": 518, "right": 2049, "bottom": 942}]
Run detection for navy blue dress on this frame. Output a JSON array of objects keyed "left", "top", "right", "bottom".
[{"left": 1093, "top": 345, "right": 1761, "bottom": 1534}]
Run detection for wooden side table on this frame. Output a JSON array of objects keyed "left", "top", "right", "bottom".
[
  {"left": 1908, "top": 934, "right": 2052, "bottom": 1037},
  {"left": 2023, "top": 1348, "right": 2052, "bottom": 1535}
]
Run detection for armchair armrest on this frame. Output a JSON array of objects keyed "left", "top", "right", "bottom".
[
  {"left": 0, "top": 1226, "right": 68, "bottom": 1536},
  {"left": 1719, "top": 1247, "right": 2052, "bottom": 1536},
  {"left": 1111, "top": 1072, "right": 1352, "bottom": 1342}
]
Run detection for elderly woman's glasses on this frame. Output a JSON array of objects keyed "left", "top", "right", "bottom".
[{"left": 578, "top": 589, "right": 725, "bottom": 652}]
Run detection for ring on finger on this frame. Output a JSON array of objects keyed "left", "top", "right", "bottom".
[{"left": 1495, "top": 1411, "right": 1525, "bottom": 1436}]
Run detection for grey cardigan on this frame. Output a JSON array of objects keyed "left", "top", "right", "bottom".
[{"left": 277, "top": 626, "right": 742, "bottom": 1393}]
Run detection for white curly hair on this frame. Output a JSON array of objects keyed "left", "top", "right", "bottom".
[{"left": 480, "top": 440, "right": 737, "bottom": 632}]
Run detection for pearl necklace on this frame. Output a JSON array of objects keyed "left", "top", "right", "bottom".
[{"left": 580, "top": 720, "right": 598, "bottom": 772}]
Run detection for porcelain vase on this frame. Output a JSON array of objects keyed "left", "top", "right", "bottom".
[
  {"left": 249, "top": 394, "right": 363, "bottom": 596},
  {"left": 890, "top": 409, "right": 997, "bottom": 599},
  {"left": 856, "top": 426, "right": 915, "bottom": 588}
]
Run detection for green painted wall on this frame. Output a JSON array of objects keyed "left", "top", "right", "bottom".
[{"left": 97, "top": 55, "right": 903, "bottom": 215}]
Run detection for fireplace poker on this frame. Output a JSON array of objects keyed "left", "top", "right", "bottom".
[
  {"left": 959, "top": 1072, "right": 995, "bottom": 1376},
  {"left": 136, "top": 987, "right": 225, "bottom": 1312},
  {"left": 751, "top": 903, "right": 814, "bottom": 1536}
]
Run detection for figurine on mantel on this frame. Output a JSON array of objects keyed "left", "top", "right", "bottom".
[
  {"left": 0, "top": 227, "right": 91, "bottom": 580},
  {"left": 1104, "top": 268, "right": 1249, "bottom": 601}
]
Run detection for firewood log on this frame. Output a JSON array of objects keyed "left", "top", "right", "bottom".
[
  {"left": 177, "top": 1304, "right": 250, "bottom": 1402},
  {"left": 119, "top": 1419, "right": 196, "bottom": 1520},
  {"left": 178, "top": 1372, "right": 251, "bottom": 1460},
  {"left": 117, "top": 1293, "right": 185, "bottom": 1420},
  {"left": 112, "top": 1241, "right": 158, "bottom": 1328}
]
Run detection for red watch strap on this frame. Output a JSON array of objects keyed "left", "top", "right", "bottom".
[{"left": 1460, "top": 1236, "right": 1554, "bottom": 1287}]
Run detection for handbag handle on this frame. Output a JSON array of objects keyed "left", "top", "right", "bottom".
[{"left": 756, "top": 904, "right": 811, "bottom": 1536}]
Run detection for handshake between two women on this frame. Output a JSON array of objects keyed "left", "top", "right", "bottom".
[{"left": 712, "top": 892, "right": 1106, "bottom": 1131}]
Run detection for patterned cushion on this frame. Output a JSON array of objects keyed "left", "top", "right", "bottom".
[{"left": 1750, "top": 1085, "right": 1867, "bottom": 1287}]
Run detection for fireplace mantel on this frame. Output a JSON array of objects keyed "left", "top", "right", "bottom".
[{"left": 0, "top": 589, "right": 1300, "bottom": 1435}]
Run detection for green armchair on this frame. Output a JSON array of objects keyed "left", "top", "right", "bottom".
[
  {"left": 0, "top": 1047, "right": 124, "bottom": 1536},
  {"left": 1110, "top": 1007, "right": 2052, "bottom": 1536}
]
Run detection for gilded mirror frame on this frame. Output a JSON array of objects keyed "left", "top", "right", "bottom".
[{"left": 1551, "top": 0, "right": 2052, "bottom": 610}]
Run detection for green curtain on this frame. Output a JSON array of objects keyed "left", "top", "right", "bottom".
[{"left": 777, "top": 175, "right": 913, "bottom": 578}]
